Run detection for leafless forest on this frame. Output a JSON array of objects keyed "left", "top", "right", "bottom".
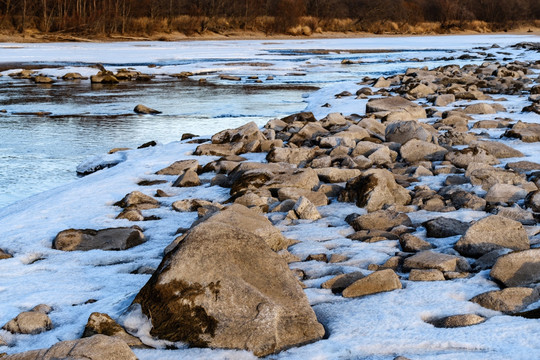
[{"left": 1, "top": 0, "right": 539, "bottom": 37}]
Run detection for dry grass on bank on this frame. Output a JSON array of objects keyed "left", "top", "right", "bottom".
[{"left": 0, "top": 16, "right": 539, "bottom": 42}]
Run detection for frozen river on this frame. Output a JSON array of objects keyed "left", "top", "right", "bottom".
[{"left": 0, "top": 34, "right": 539, "bottom": 208}]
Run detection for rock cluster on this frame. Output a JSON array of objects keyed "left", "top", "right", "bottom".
[{"left": 5, "top": 56, "right": 540, "bottom": 358}]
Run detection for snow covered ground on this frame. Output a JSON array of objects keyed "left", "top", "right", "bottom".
[{"left": 1, "top": 34, "right": 540, "bottom": 359}]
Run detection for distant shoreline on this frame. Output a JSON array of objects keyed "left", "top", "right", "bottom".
[{"left": 1, "top": 27, "right": 539, "bottom": 43}]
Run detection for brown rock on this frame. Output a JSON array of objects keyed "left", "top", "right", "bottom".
[
  {"left": 404, "top": 250, "right": 471, "bottom": 272},
  {"left": 342, "top": 269, "right": 402, "bottom": 298},
  {"left": 52, "top": 227, "right": 145, "bottom": 251},
  {"left": 132, "top": 207, "right": 324, "bottom": 357},
  {"left": 429, "top": 314, "right": 485, "bottom": 328},
  {"left": 399, "top": 233, "right": 432, "bottom": 252},
  {"left": 156, "top": 159, "right": 199, "bottom": 175},
  {"left": 172, "top": 169, "right": 201, "bottom": 187},
  {"left": 491, "top": 249, "right": 540, "bottom": 287},
  {"left": 409, "top": 269, "right": 445, "bottom": 281},
  {"left": 134, "top": 104, "right": 161, "bottom": 114},
  {"left": 83, "top": 312, "right": 144, "bottom": 348},
  {"left": 2, "top": 312, "right": 52, "bottom": 335},
  {"left": 350, "top": 210, "right": 411, "bottom": 231},
  {"left": 1, "top": 335, "right": 137, "bottom": 360},
  {"left": 471, "top": 287, "right": 540, "bottom": 313},
  {"left": 339, "top": 169, "right": 411, "bottom": 212},
  {"left": 114, "top": 191, "right": 159, "bottom": 210},
  {"left": 321, "top": 272, "right": 365, "bottom": 293}
]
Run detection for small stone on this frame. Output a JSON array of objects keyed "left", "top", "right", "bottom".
[
  {"left": 305, "top": 253, "right": 328, "bottom": 262},
  {"left": 53, "top": 227, "right": 145, "bottom": 251},
  {"left": 342, "top": 269, "right": 402, "bottom": 298},
  {"left": 114, "top": 191, "right": 159, "bottom": 210},
  {"left": 321, "top": 272, "right": 365, "bottom": 293},
  {"left": 404, "top": 250, "right": 470, "bottom": 272},
  {"left": 116, "top": 209, "right": 144, "bottom": 222},
  {"left": 83, "top": 312, "right": 144, "bottom": 348},
  {"left": 0, "top": 249, "right": 12, "bottom": 260},
  {"left": 429, "top": 314, "right": 486, "bottom": 328}
]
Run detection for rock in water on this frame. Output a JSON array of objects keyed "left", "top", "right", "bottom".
[
  {"left": 491, "top": 249, "right": 540, "bottom": 287},
  {"left": 2, "top": 311, "right": 52, "bottom": 334},
  {"left": 132, "top": 207, "right": 324, "bottom": 356},
  {"left": 134, "top": 104, "right": 162, "bottom": 114}
]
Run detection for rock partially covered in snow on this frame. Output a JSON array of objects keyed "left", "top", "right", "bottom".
[
  {"left": 76, "top": 152, "right": 127, "bottom": 176},
  {"left": 132, "top": 205, "right": 324, "bottom": 357},
  {"left": 53, "top": 227, "right": 145, "bottom": 251}
]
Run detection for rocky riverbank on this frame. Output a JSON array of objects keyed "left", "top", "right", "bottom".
[{"left": 1, "top": 42, "right": 540, "bottom": 359}]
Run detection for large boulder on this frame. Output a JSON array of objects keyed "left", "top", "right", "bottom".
[
  {"left": 132, "top": 206, "right": 324, "bottom": 357},
  {"left": 1, "top": 335, "right": 136, "bottom": 360},
  {"left": 490, "top": 249, "right": 540, "bottom": 287},
  {"left": 454, "top": 215, "right": 529, "bottom": 258},
  {"left": 339, "top": 169, "right": 411, "bottom": 212},
  {"left": 52, "top": 227, "right": 145, "bottom": 251},
  {"left": 472, "top": 141, "right": 524, "bottom": 159},
  {"left": 315, "top": 168, "right": 362, "bottom": 183},
  {"left": 194, "top": 142, "right": 244, "bottom": 156},
  {"left": 366, "top": 96, "right": 426, "bottom": 120}
]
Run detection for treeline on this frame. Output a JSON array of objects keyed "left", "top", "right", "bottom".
[{"left": 0, "top": 0, "right": 539, "bottom": 36}]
